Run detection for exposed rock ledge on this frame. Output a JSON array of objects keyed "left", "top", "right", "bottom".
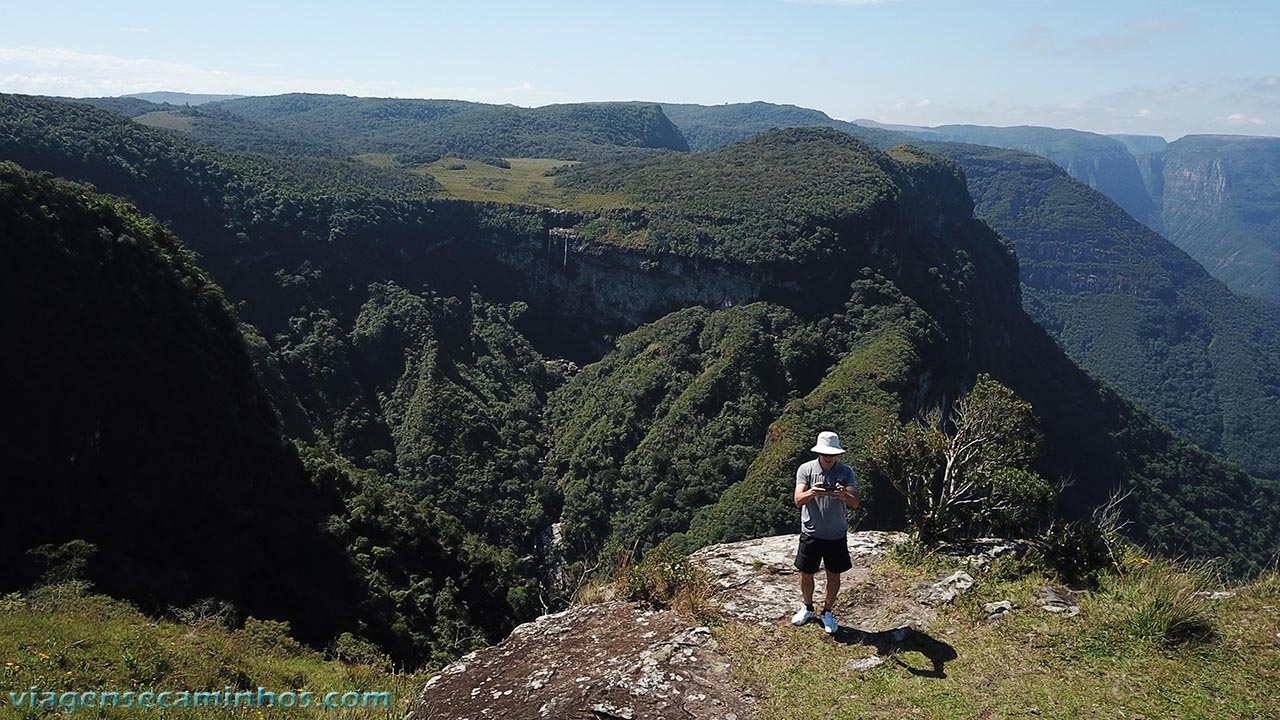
[
  {"left": 410, "top": 601, "right": 751, "bottom": 720},
  {"left": 411, "top": 531, "right": 1016, "bottom": 719}
]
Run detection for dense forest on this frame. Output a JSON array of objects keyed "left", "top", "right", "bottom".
[
  {"left": 63, "top": 93, "right": 692, "bottom": 164},
  {"left": 0, "top": 163, "right": 539, "bottom": 665},
  {"left": 5, "top": 92, "right": 1279, "bottom": 671}
]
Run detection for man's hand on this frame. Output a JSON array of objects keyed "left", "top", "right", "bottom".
[
  {"left": 833, "top": 484, "right": 861, "bottom": 509},
  {"left": 794, "top": 484, "right": 828, "bottom": 507}
]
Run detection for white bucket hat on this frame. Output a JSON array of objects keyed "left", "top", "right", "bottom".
[{"left": 810, "top": 431, "right": 846, "bottom": 455}]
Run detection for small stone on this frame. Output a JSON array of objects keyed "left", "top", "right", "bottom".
[
  {"left": 844, "top": 656, "right": 886, "bottom": 672},
  {"left": 590, "top": 702, "right": 635, "bottom": 719},
  {"left": 1036, "top": 585, "right": 1081, "bottom": 617},
  {"left": 1192, "top": 591, "right": 1237, "bottom": 601},
  {"left": 915, "top": 571, "right": 976, "bottom": 606}
]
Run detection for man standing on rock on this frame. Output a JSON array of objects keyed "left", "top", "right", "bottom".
[{"left": 791, "top": 430, "right": 860, "bottom": 634}]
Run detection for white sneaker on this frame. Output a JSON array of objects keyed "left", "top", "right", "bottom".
[
  {"left": 791, "top": 606, "right": 815, "bottom": 626},
  {"left": 819, "top": 610, "right": 839, "bottom": 634}
]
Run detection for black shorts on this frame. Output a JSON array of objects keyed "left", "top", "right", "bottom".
[{"left": 794, "top": 534, "right": 852, "bottom": 574}]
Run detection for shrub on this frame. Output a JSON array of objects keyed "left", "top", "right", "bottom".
[
  {"left": 618, "top": 542, "right": 714, "bottom": 622},
  {"left": 1034, "top": 519, "right": 1116, "bottom": 587},
  {"left": 865, "top": 374, "right": 1054, "bottom": 544},
  {"left": 242, "top": 617, "right": 306, "bottom": 657},
  {"left": 1105, "top": 561, "right": 1217, "bottom": 647},
  {"left": 1243, "top": 569, "right": 1280, "bottom": 600},
  {"left": 328, "top": 632, "right": 391, "bottom": 669},
  {"left": 26, "top": 540, "right": 97, "bottom": 585}
]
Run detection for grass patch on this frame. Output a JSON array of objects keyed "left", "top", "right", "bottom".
[
  {"left": 133, "top": 111, "right": 196, "bottom": 132},
  {"left": 350, "top": 153, "right": 399, "bottom": 168},
  {"left": 0, "top": 584, "right": 427, "bottom": 719},
  {"left": 718, "top": 555, "right": 1280, "bottom": 719},
  {"left": 413, "top": 157, "right": 631, "bottom": 210},
  {"left": 1096, "top": 560, "right": 1218, "bottom": 647}
]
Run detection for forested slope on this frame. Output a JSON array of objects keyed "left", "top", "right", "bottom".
[
  {"left": 5, "top": 90, "right": 1278, "bottom": 648},
  {"left": 0, "top": 163, "right": 542, "bottom": 666},
  {"left": 927, "top": 141, "right": 1280, "bottom": 482}
]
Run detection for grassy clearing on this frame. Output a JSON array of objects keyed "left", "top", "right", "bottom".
[
  {"left": 409, "top": 157, "right": 631, "bottom": 210},
  {"left": 133, "top": 111, "right": 196, "bottom": 132},
  {"left": 717, "top": 554, "right": 1280, "bottom": 720},
  {"left": 0, "top": 584, "right": 427, "bottom": 719},
  {"left": 350, "top": 153, "right": 398, "bottom": 169}
]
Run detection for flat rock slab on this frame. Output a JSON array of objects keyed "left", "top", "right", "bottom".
[
  {"left": 410, "top": 601, "right": 754, "bottom": 720},
  {"left": 688, "top": 531, "right": 908, "bottom": 624},
  {"left": 915, "top": 571, "right": 976, "bottom": 607},
  {"left": 1036, "top": 585, "right": 1081, "bottom": 616}
]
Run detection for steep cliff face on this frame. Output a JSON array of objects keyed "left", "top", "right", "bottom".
[
  {"left": 895, "top": 124, "right": 1164, "bottom": 233},
  {"left": 931, "top": 140, "right": 1280, "bottom": 484},
  {"left": 0, "top": 162, "right": 363, "bottom": 643},
  {"left": 1158, "top": 135, "right": 1280, "bottom": 301}
]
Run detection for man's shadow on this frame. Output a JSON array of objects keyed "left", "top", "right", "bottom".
[{"left": 832, "top": 626, "right": 958, "bottom": 678}]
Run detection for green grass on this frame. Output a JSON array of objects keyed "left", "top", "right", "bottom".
[
  {"left": 133, "top": 111, "right": 197, "bottom": 132},
  {"left": 350, "top": 153, "right": 398, "bottom": 168},
  {"left": 398, "top": 156, "right": 629, "bottom": 210},
  {"left": 0, "top": 584, "right": 427, "bottom": 719},
  {"left": 717, "top": 555, "right": 1280, "bottom": 719}
]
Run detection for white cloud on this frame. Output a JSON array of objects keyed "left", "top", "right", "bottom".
[
  {"left": 1136, "top": 108, "right": 1152, "bottom": 118},
  {"left": 1221, "top": 112, "right": 1265, "bottom": 127},
  {"left": 0, "top": 47, "right": 295, "bottom": 96},
  {"left": 0, "top": 47, "right": 573, "bottom": 106}
]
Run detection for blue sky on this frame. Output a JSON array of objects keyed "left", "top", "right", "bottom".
[{"left": 2, "top": 0, "right": 1277, "bottom": 139}]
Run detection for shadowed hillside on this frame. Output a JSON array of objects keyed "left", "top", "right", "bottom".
[{"left": 925, "top": 141, "right": 1280, "bottom": 483}]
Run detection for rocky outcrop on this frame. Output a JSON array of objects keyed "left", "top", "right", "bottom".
[
  {"left": 411, "top": 531, "right": 1003, "bottom": 719},
  {"left": 410, "top": 602, "right": 754, "bottom": 720},
  {"left": 687, "top": 531, "right": 908, "bottom": 625}
]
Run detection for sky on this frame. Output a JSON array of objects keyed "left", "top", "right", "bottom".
[{"left": 2, "top": 0, "right": 1277, "bottom": 140}]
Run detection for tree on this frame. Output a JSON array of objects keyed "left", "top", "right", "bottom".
[{"left": 866, "top": 374, "right": 1054, "bottom": 544}]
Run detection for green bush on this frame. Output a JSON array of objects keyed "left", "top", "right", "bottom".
[
  {"left": 1105, "top": 561, "right": 1217, "bottom": 647},
  {"left": 1034, "top": 520, "right": 1116, "bottom": 587},
  {"left": 618, "top": 543, "right": 713, "bottom": 622}
]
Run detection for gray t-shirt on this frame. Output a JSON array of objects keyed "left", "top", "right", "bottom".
[{"left": 795, "top": 458, "right": 856, "bottom": 540}]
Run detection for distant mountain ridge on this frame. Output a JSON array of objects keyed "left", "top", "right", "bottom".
[
  {"left": 125, "top": 91, "right": 246, "bottom": 105},
  {"left": 658, "top": 101, "right": 902, "bottom": 152},
  {"left": 854, "top": 117, "right": 1280, "bottom": 302},
  {"left": 119, "top": 92, "right": 690, "bottom": 162},
  {"left": 882, "top": 123, "right": 1164, "bottom": 233}
]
